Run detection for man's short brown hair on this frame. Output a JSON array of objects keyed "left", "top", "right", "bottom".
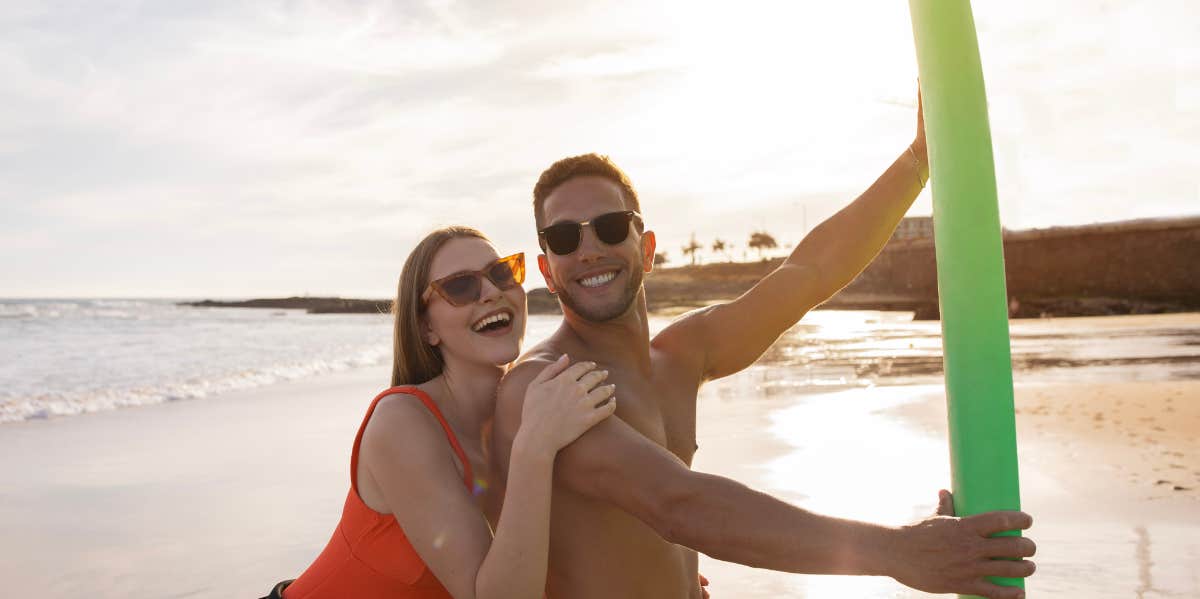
[{"left": 532, "top": 153, "right": 641, "bottom": 230}]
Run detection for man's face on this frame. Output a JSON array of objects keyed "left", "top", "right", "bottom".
[{"left": 537, "top": 176, "right": 655, "bottom": 322}]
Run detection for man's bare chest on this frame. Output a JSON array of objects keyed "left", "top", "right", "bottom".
[{"left": 598, "top": 368, "right": 700, "bottom": 466}]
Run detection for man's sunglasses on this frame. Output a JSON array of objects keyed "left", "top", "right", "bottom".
[
  {"left": 422, "top": 253, "right": 525, "bottom": 308},
  {"left": 537, "top": 210, "right": 644, "bottom": 256}
]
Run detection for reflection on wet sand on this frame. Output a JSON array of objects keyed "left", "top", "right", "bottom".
[
  {"left": 752, "top": 310, "right": 1200, "bottom": 386},
  {"left": 690, "top": 311, "right": 1200, "bottom": 598}
]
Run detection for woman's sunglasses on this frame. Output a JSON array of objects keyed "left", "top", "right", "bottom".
[
  {"left": 422, "top": 253, "right": 525, "bottom": 308},
  {"left": 537, "top": 210, "right": 644, "bottom": 256}
]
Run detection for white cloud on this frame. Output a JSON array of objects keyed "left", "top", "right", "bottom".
[{"left": 0, "top": 0, "right": 1196, "bottom": 296}]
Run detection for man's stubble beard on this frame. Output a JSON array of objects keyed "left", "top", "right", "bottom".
[{"left": 556, "top": 266, "right": 644, "bottom": 323}]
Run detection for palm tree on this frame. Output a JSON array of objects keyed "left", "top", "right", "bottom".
[
  {"left": 747, "top": 231, "right": 778, "bottom": 260},
  {"left": 711, "top": 238, "right": 729, "bottom": 262},
  {"left": 681, "top": 234, "right": 702, "bottom": 266},
  {"left": 654, "top": 251, "right": 668, "bottom": 266}
]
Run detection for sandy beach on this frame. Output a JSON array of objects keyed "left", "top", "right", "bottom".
[
  {"left": 0, "top": 365, "right": 393, "bottom": 598},
  {"left": 687, "top": 370, "right": 1200, "bottom": 598},
  {"left": 897, "top": 379, "right": 1200, "bottom": 507},
  {"left": 2, "top": 313, "right": 1199, "bottom": 597}
]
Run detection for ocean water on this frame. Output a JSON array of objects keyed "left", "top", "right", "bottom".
[
  {"left": 0, "top": 299, "right": 393, "bottom": 423},
  {"left": 2, "top": 300, "right": 1197, "bottom": 424}
]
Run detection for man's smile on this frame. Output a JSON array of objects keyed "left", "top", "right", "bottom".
[{"left": 576, "top": 268, "right": 621, "bottom": 289}]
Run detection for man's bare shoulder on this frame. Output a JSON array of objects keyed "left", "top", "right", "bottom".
[
  {"left": 650, "top": 306, "right": 714, "bottom": 374},
  {"left": 498, "top": 342, "right": 562, "bottom": 403},
  {"left": 497, "top": 358, "right": 551, "bottom": 406},
  {"left": 493, "top": 343, "right": 563, "bottom": 450},
  {"left": 514, "top": 342, "right": 562, "bottom": 369},
  {"left": 650, "top": 305, "right": 712, "bottom": 347}
]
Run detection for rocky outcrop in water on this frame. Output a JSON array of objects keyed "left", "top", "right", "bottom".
[{"left": 180, "top": 297, "right": 391, "bottom": 314}]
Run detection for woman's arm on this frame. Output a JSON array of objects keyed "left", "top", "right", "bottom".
[
  {"left": 471, "top": 432, "right": 554, "bottom": 598},
  {"left": 362, "top": 359, "right": 613, "bottom": 599}
]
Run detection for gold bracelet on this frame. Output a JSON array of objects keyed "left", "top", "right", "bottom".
[{"left": 907, "top": 145, "right": 927, "bottom": 189}]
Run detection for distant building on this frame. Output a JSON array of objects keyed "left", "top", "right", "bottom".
[{"left": 892, "top": 216, "right": 934, "bottom": 242}]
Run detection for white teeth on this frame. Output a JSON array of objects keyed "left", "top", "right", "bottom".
[
  {"left": 579, "top": 271, "right": 617, "bottom": 288},
  {"left": 471, "top": 312, "right": 512, "bottom": 332}
]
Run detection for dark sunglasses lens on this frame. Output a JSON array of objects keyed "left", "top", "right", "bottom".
[
  {"left": 440, "top": 275, "right": 480, "bottom": 305},
  {"left": 593, "top": 212, "right": 633, "bottom": 244},
  {"left": 543, "top": 224, "right": 581, "bottom": 255},
  {"left": 487, "top": 261, "right": 517, "bottom": 288}
]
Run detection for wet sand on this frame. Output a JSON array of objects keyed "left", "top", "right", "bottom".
[
  {"left": 894, "top": 379, "right": 1200, "bottom": 508},
  {"left": 692, "top": 374, "right": 1200, "bottom": 598}
]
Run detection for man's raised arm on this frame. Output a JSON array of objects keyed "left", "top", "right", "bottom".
[
  {"left": 679, "top": 96, "right": 930, "bottom": 380},
  {"left": 492, "top": 359, "right": 1035, "bottom": 599}
]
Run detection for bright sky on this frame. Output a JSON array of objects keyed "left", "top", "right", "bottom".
[{"left": 1, "top": 0, "right": 1196, "bottom": 297}]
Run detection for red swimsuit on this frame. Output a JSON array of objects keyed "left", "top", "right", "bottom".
[{"left": 284, "top": 387, "right": 472, "bottom": 599}]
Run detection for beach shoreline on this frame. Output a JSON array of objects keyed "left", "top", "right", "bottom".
[{"left": 1, "top": 312, "right": 1198, "bottom": 597}]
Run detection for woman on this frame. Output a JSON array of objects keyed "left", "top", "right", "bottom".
[{"left": 264, "top": 226, "right": 617, "bottom": 599}]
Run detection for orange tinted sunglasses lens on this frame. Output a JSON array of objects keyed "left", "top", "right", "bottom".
[
  {"left": 427, "top": 253, "right": 525, "bottom": 307},
  {"left": 497, "top": 253, "right": 525, "bottom": 286}
]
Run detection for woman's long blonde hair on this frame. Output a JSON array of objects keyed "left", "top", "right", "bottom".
[{"left": 391, "top": 226, "right": 489, "bottom": 386}]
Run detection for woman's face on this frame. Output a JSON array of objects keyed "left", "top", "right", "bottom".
[{"left": 423, "top": 236, "right": 527, "bottom": 368}]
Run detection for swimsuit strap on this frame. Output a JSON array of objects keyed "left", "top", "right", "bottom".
[{"left": 351, "top": 386, "right": 474, "bottom": 493}]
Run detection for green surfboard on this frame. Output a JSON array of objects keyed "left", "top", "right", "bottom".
[{"left": 908, "top": 0, "right": 1024, "bottom": 595}]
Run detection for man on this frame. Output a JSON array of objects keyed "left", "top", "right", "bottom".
[{"left": 492, "top": 102, "right": 1036, "bottom": 599}]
